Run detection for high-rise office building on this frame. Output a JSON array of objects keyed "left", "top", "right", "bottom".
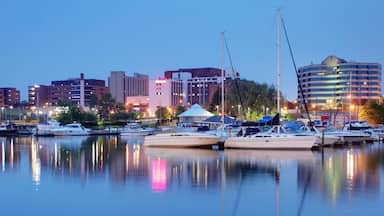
[{"left": 297, "top": 55, "right": 382, "bottom": 110}]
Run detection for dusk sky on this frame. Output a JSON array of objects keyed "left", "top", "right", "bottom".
[{"left": 1, "top": 0, "right": 383, "bottom": 100}]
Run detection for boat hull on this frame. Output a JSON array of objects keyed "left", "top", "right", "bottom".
[
  {"left": 144, "top": 134, "right": 220, "bottom": 148},
  {"left": 225, "top": 135, "right": 317, "bottom": 150}
]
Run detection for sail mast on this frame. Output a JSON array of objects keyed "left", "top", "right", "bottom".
[
  {"left": 221, "top": 32, "right": 225, "bottom": 126},
  {"left": 276, "top": 9, "right": 281, "bottom": 116}
]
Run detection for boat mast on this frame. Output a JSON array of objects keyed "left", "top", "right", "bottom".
[
  {"left": 221, "top": 32, "right": 225, "bottom": 127},
  {"left": 277, "top": 9, "right": 281, "bottom": 117}
]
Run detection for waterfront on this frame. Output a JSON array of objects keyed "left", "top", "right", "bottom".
[{"left": 0, "top": 136, "right": 383, "bottom": 215}]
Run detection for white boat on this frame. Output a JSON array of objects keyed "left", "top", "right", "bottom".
[
  {"left": 120, "top": 123, "right": 156, "bottom": 136},
  {"left": 298, "top": 126, "right": 340, "bottom": 146},
  {"left": 35, "top": 120, "right": 61, "bottom": 136},
  {"left": 144, "top": 132, "right": 220, "bottom": 148},
  {"left": 51, "top": 123, "right": 90, "bottom": 136},
  {"left": 323, "top": 126, "right": 372, "bottom": 143},
  {"left": 225, "top": 128, "right": 317, "bottom": 150}
]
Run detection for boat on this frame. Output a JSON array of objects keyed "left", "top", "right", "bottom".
[
  {"left": 35, "top": 120, "right": 61, "bottom": 136},
  {"left": 143, "top": 132, "right": 220, "bottom": 148},
  {"left": 323, "top": 126, "right": 372, "bottom": 144},
  {"left": 225, "top": 124, "right": 318, "bottom": 150},
  {"left": 51, "top": 123, "right": 90, "bottom": 136},
  {"left": 120, "top": 123, "right": 156, "bottom": 136},
  {"left": 224, "top": 13, "right": 318, "bottom": 150},
  {"left": 0, "top": 121, "right": 17, "bottom": 136}
]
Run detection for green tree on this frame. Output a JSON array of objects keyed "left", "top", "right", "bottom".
[
  {"left": 359, "top": 100, "right": 384, "bottom": 125},
  {"left": 98, "top": 93, "right": 117, "bottom": 120},
  {"left": 175, "top": 105, "right": 186, "bottom": 117},
  {"left": 155, "top": 107, "right": 172, "bottom": 122},
  {"left": 211, "top": 79, "right": 283, "bottom": 120},
  {"left": 89, "top": 94, "right": 99, "bottom": 109}
]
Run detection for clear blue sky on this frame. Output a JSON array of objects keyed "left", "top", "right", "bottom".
[{"left": 1, "top": 0, "right": 383, "bottom": 101}]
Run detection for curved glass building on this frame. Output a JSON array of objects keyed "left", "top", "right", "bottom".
[{"left": 297, "top": 56, "right": 382, "bottom": 111}]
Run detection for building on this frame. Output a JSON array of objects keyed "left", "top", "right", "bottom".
[
  {"left": 164, "top": 67, "right": 224, "bottom": 106},
  {"left": 298, "top": 56, "right": 382, "bottom": 113},
  {"left": 50, "top": 73, "right": 108, "bottom": 107},
  {"left": 28, "top": 85, "right": 51, "bottom": 107},
  {"left": 0, "top": 88, "right": 20, "bottom": 107},
  {"left": 108, "top": 71, "right": 149, "bottom": 104},
  {"left": 148, "top": 78, "right": 183, "bottom": 117}
]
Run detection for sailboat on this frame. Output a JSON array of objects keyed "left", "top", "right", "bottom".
[
  {"left": 224, "top": 11, "right": 317, "bottom": 150},
  {"left": 144, "top": 33, "right": 228, "bottom": 148}
]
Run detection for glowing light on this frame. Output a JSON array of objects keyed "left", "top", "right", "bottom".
[
  {"left": 151, "top": 159, "right": 167, "bottom": 192},
  {"left": 155, "top": 79, "right": 167, "bottom": 84},
  {"left": 350, "top": 105, "right": 355, "bottom": 110}
]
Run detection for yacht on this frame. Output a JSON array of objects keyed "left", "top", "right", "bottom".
[
  {"left": 120, "top": 123, "right": 156, "bottom": 136},
  {"left": 324, "top": 126, "right": 372, "bottom": 143},
  {"left": 52, "top": 123, "right": 90, "bottom": 136},
  {"left": 144, "top": 132, "right": 220, "bottom": 148},
  {"left": 35, "top": 120, "right": 61, "bottom": 136},
  {"left": 225, "top": 125, "right": 318, "bottom": 150}
]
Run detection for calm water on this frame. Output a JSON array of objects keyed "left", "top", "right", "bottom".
[{"left": 0, "top": 136, "right": 383, "bottom": 216}]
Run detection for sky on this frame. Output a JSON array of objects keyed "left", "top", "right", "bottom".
[{"left": 1, "top": 0, "right": 383, "bottom": 101}]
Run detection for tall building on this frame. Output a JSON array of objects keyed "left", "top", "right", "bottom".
[
  {"left": 298, "top": 55, "right": 382, "bottom": 111},
  {"left": 148, "top": 78, "right": 183, "bottom": 116},
  {"left": 0, "top": 88, "right": 20, "bottom": 107},
  {"left": 28, "top": 85, "right": 51, "bottom": 107},
  {"left": 108, "top": 71, "right": 125, "bottom": 104},
  {"left": 164, "top": 67, "right": 224, "bottom": 106},
  {"left": 108, "top": 71, "right": 149, "bottom": 104},
  {"left": 50, "top": 73, "right": 108, "bottom": 107}
]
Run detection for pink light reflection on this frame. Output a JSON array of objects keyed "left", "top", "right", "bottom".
[{"left": 151, "top": 159, "right": 167, "bottom": 192}]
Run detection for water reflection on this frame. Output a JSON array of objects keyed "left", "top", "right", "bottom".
[
  {"left": 0, "top": 136, "right": 383, "bottom": 209},
  {"left": 298, "top": 148, "right": 381, "bottom": 203}
]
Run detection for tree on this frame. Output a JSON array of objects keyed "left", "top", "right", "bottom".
[
  {"left": 88, "top": 94, "right": 99, "bottom": 109},
  {"left": 56, "top": 104, "right": 97, "bottom": 126},
  {"left": 211, "top": 79, "right": 282, "bottom": 120},
  {"left": 175, "top": 105, "right": 186, "bottom": 117},
  {"left": 98, "top": 93, "right": 117, "bottom": 120},
  {"left": 359, "top": 100, "right": 384, "bottom": 125},
  {"left": 155, "top": 107, "right": 172, "bottom": 122}
]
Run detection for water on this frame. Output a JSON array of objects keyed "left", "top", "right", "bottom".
[{"left": 0, "top": 136, "right": 383, "bottom": 216}]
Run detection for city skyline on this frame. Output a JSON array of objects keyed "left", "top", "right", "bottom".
[{"left": 1, "top": 0, "right": 383, "bottom": 100}]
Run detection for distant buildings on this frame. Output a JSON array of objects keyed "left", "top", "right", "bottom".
[
  {"left": 298, "top": 56, "right": 382, "bottom": 111},
  {"left": 108, "top": 71, "right": 149, "bottom": 104},
  {"left": 164, "top": 67, "right": 224, "bottom": 106},
  {"left": 148, "top": 78, "right": 184, "bottom": 116},
  {"left": 29, "top": 73, "right": 108, "bottom": 107},
  {"left": 0, "top": 87, "right": 20, "bottom": 107},
  {"left": 28, "top": 85, "right": 51, "bottom": 107}
]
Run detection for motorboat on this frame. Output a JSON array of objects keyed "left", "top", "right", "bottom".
[
  {"left": 144, "top": 132, "right": 220, "bottom": 148},
  {"left": 51, "top": 123, "right": 90, "bottom": 136},
  {"left": 324, "top": 126, "right": 372, "bottom": 143},
  {"left": 35, "top": 120, "right": 61, "bottom": 136},
  {"left": 225, "top": 125, "right": 318, "bottom": 150},
  {"left": 0, "top": 121, "right": 17, "bottom": 136},
  {"left": 120, "top": 123, "right": 156, "bottom": 136}
]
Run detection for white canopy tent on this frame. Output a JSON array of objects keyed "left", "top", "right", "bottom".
[{"left": 178, "top": 104, "right": 214, "bottom": 125}]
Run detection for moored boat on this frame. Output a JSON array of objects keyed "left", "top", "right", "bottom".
[
  {"left": 52, "top": 123, "right": 90, "bottom": 136},
  {"left": 144, "top": 132, "right": 220, "bottom": 148}
]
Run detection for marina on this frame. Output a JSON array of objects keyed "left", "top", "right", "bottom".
[{"left": 0, "top": 135, "right": 383, "bottom": 215}]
